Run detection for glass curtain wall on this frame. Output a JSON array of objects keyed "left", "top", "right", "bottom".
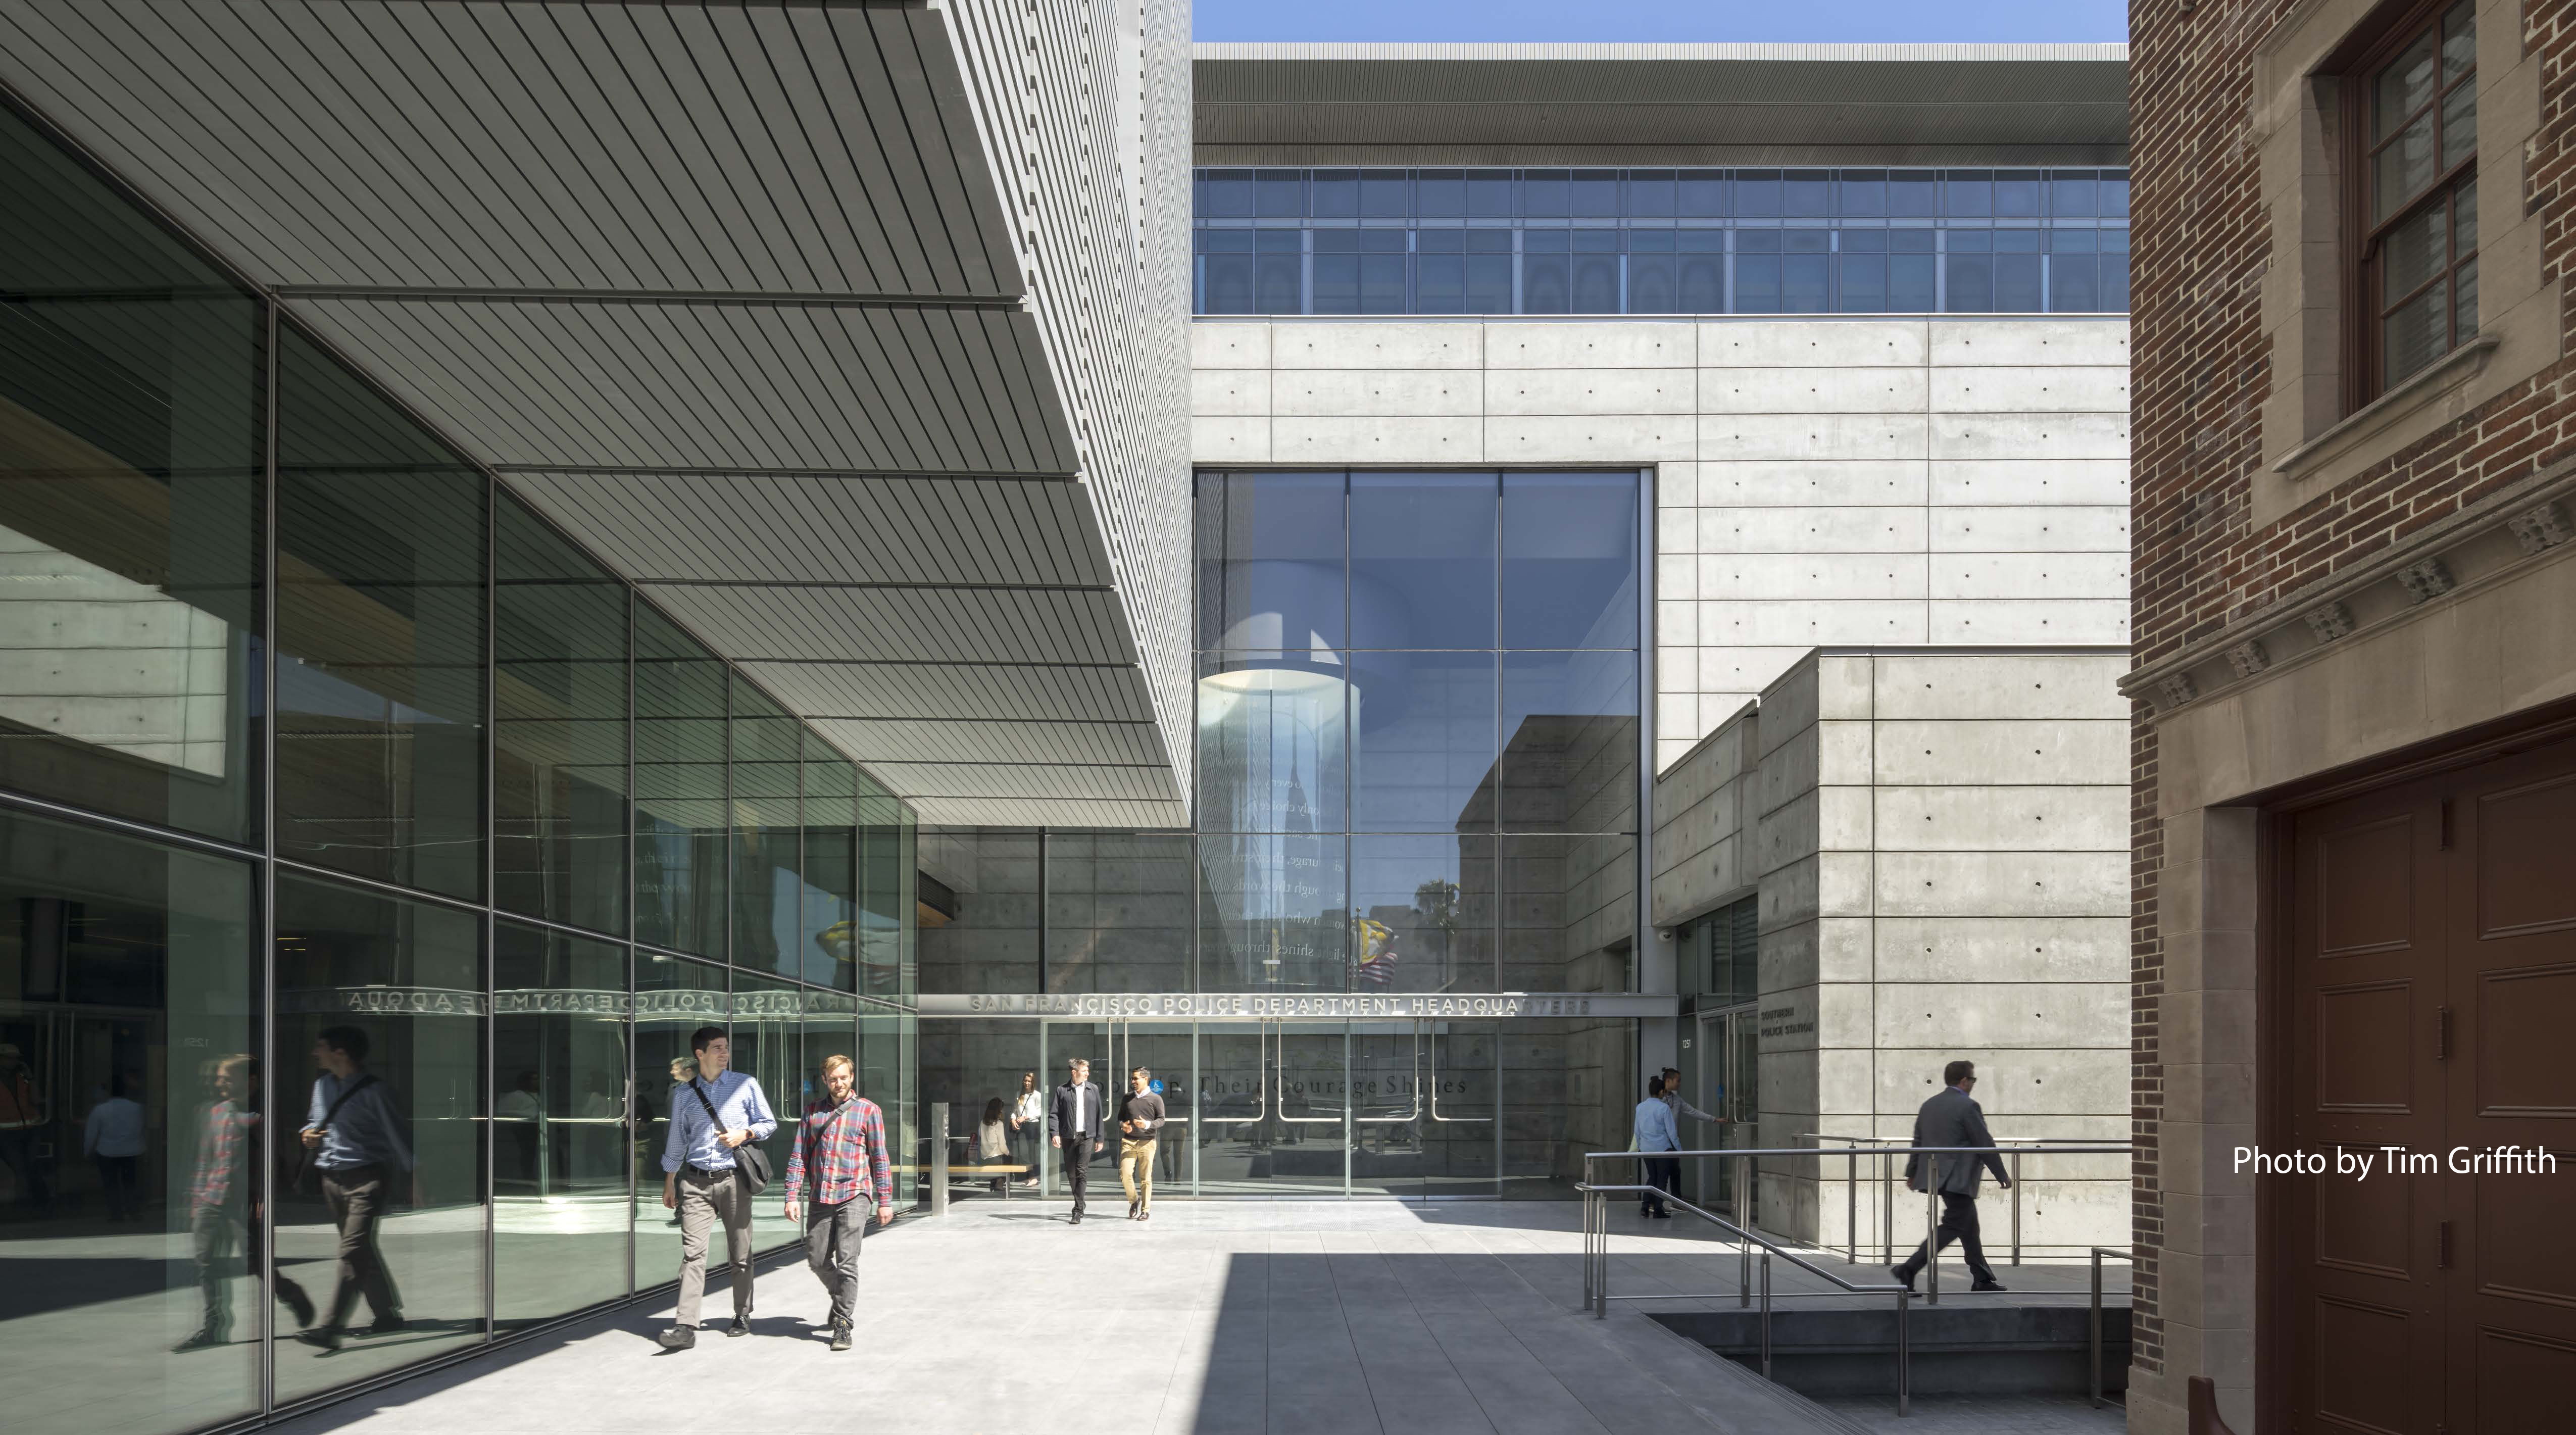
[
  {"left": 0, "top": 98, "right": 918, "bottom": 1435},
  {"left": 1195, "top": 166, "right": 2131, "bottom": 315}
]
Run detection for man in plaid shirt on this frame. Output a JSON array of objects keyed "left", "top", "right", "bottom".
[
  {"left": 177, "top": 1055, "right": 313, "bottom": 1350},
  {"left": 783, "top": 1053, "right": 892, "bottom": 1352}
]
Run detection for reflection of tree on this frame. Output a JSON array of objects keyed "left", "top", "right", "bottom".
[{"left": 1416, "top": 878, "right": 1460, "bottom": 987}]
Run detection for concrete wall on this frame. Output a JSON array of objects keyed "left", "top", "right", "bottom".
[
  {"left": 1190, "top": 316, "right": 2132, "bottom": 774},
  {"left": 1650, "top": 648, "right": 2131, "bottom": 1254}
]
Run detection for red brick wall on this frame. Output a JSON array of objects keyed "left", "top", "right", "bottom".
[{"left": 2128, "top": 0, "right": 2576, "bottom": 1379}]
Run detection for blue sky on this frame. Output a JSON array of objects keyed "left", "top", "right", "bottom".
[{"left": 1192, "top": 1, "right": 2129, "bottom": 45}]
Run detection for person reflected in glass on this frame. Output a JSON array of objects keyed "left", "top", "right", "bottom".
[
  {"left": 1009, "top": 1071, "right": 1042, "bottom": 1190},
  {"left": 295, "top": 1025, "right": 413, "bottom": 1349},
  {"left": 977, "top": 1097, "right": 1011, "bottom": 1195},
  {"left": 177, "top": 1055, "right": 315, "bottom": 1351},
  {"left": 498, "top": 1069, "right": 542, "bottom": 1190},
  {"left": 660, "top": 1057, "right": 697, "bottom": 1226},
  {"left": 782, "top": 1054, "right": 891, "bottom": 1353},
  {"left": 656, "top": 1027, "right": 775, "bottom": 1351},
  {"left": 83, "top": 1072, "right": 145, "bottom": 1221},
  {"left": 0, "top": 1042, "right": 52, "bottom": 1213}
]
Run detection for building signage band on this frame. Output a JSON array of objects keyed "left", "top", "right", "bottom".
[{"left": 918, "top": 993, "right": 1676, "bottom": 1020}]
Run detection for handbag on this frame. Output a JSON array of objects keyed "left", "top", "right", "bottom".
[
  {"left": 292, "top": 1074, "right": 378, "bottom": 1196},
  {"left": 689, "top": 1078, "right": 771, "bottom": 1196}
]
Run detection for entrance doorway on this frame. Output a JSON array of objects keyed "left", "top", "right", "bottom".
[
  {"left": 1681, "top": 1004, "right": 1758, "bottom": 1218},
  {"left": 1036, "top": 1019, "right": 1504, "bottom": 1199},
  {"left": 2278, "top": 731, "right": 2576, "bottom": 1433}
]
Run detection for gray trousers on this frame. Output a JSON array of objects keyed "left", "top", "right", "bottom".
[
  {"left": 802, "top": 1199, "right": 865, "bottom": 1327},
  {"left": 675, "top": 1166, "right": 754, "bottom": 1324}
]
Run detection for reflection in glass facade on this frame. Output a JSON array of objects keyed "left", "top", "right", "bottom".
[
  {"left": 1195, "top": 167, "right": 2131, "bottom": 315},
  {"left": 0, "top": 100, "right": 916, "bottom": 1431}
]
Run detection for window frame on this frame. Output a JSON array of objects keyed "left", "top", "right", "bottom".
[{"left": 2341, "top": 0, "right": 2479, "bottom": 407}]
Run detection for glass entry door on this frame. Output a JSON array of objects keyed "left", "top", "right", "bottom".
[
  {"left": 1690, "top": 1005, "right": 1759, "bottom": 1219},
  {"left": 1197, "top": 1021, "right": 1348, "bottom": 1196}
]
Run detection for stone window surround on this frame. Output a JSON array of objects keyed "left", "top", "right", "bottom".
[{"left": 2251, "top": 0, "right": 2560, "bottom": 531}]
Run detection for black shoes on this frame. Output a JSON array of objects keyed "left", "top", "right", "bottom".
[
  {"left": 657, "top": 1325, "right": 696, "bottom": 1351},
  {"left": 1890, "top": 1265, "right": 1918, "bottom": 1294},
  {"left": 366, "top": 1315, "right": 408, "bottom": 1337},
  {"left": 279, "top": 1283, "right": 316, "bottom": 1329},
  {"left": 829, "top": 1321, "right": 852, "bottom": 1353},
  {"left": 1070, "top": 1210, "right": 1083, "bottom": 1225},
  {"left": 293, "top": 1328, "right": 340, "bottom": 1351},
  {"left": 727, "top": 1316, "right": 750, "bottom": 1338},
  {"left": 1971, "top": 1279, "right": 2009, "bottom": 1293},
  {"left": 1128, "top": 1199, "right": 1141, "bottom": 1220},
  {"left": 171, "top": 1328, "right": 227, "bottom": 1353}
]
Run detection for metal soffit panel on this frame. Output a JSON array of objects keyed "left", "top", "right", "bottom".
[{"left": 0, "top": 0, "right": 1176, "bottom": 824}]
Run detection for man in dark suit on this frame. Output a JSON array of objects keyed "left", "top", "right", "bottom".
[
  {"left": 1048, "top": 1057, "right": 1105, "bottom": 1224},
  {"left": 1892, "top": 1059, "right": 2012, "bottom": 1294}
]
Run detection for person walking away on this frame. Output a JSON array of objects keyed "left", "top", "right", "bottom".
[
  {"left": 656, "top": 1026, "right": 776, "bottom": 1350},
  {"left": 84, "top": 1074, "right": 145, "bottom": 1220},
  {"left": 1010, "top": 1072, "right": 1043, "bottom": 1189},
  {"left": 1117, "top": 1067, "right": 1166, "bottom": 1221},
  {"left": 1892, "top": 1060, "right": 2012, "bottom": 1294},
  {"left": 660, "top": 1056, "right": 696, "bottom": 1226},
  {"left": 0, "top": 1042, "right": 51, "bottom": 1213},
  {"left": 782, "top": 1054, "right": 890, "bottom": 1353},
  {"left": 295, "top": 1026, "right": 413, "bottom": 1349},
  {"left": 176, "top": 1056, "right": 314, "bottom": 1350},
  {"left": 1049, "top": 1057, "right": 1104, "bottom": 1224},
  {"left": 1633, "top": 1075, "right": 1680, "bottom": 1218},
  {"left": 977, "top": 1097, "right": 1011, "bottom": 1195}
]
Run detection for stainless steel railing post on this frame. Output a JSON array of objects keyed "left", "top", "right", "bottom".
[
  {"left": 2010, "top": 1147, "right": 2023, "bottom": 1267},
  {"left": 1736, "top": 1154, "right": 1752, "bottom": 1308},
  {"left": 1847, "top": 1148, "right": 1858, "bottom": 1265},
  {"left": 1759, "top": 1253, "right": 1773, "bottom": 1381},
  {"left": 929, "top": 1103, "right": 949, "bottom": 1217},
  {"left": 2090, "top": 1247, "right": 2104, "bottom": 1408},
  {"left": 1881, "top": 1148, "right": 1895, "bottom": 1265},
  {"left": 1923, "top": 1153, "right": 1940, "bottom": 1305},
  {"left": 1581, "top": 1154, "right": 1593, "bottom": 1308},
  {"left": 1895, "top": 1288, "right": 1911, "bottom": 1418}
]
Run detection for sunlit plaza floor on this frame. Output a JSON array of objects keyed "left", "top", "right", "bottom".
[{"left": 204, "top": 1200, "right": 2132, "bottom": 1435}]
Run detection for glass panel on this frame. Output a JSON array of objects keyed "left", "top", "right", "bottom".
[
  {"left": 1254, "top": 170, "right": 1303, "bottom": 217},
  {"left": 1501, "top": 652, "right": 1641, "bottom": 834},
  {"left": 1197, "top": 1023, "right": 1346, "bottom": 1195},
  {"left": 1569, "top": 170, "right": 1619, "bottom": 217},
  {"left": 2442, "top": 1, "right": 2475, "bottom": 83},
  {"left": 1416, "top": 252, "right": 1464, "bottom": 314},
  {"left": 2101, "top": 173, "right": 2131, "bottom": 218},
  {"left": 1997, "top": 254, "right": 2043, "bottom": 313},
  {"left": 1197, "top": 833, "right": 1347, "bottom": 993},
  {"left": 2049, "top": 170, "right": 2098, "bottom": 217},
  {"left": 1046, "top": 831, "right": 1192, "bottom": 993},
  {"left": 1309, "top": 170, "right": 1358, "bottom": 218},
  {"left": 2375, "top": 112, "right": 2438, "bottom": 219},
  {"left": 276, "top": 331, "right": 486, "bottom": 899},
  {"left": 1351, "top": 834, "right": 1496, "bottom": 993},
  {"left": 1678, "top": 253, "right": 1724, "bottom": 312},
  {"left": 1310, "top": 251, "right": 1358, "bottom": 314},
  {"left": 920, "top": 1019, "right": 1042, "bottom": 1199},
  {"left": 1350, "top": 471, "right": 1495, "bottom": 649},
  {"left": 1201, "top": 251, "right": 1253, "bottom": 314},
  {"left": 1500, "top": 833, "right": 1637, "bottom": 991},
  {"left": 1197, "top": 653, "right": 1350, "bottom": 834},
  {"left": 726, "top": 974, "right": 802, "bottom": 1251},
  {"left": 1465, "top": 251, "right": 1515, "bottom": 315},
  {"left": 2382, "top": 201, "right": 2448, "bottom": 306},
  {"left": 730, "top": 683, "right": 799, "bottom": 976},
  {"left": 1501, "top": 1016, "right": 1636, "bottom": 1200},
  {"left": 1947, "top": 254, "right": 1995, "bottom": 312},
  {"left": 1521, "top": 254, "right": 1568, "bottom": 314},
  {"left": 1781, "top": 170, "right": 1830, "bottom": 217},
  {"left": 1890, "top": 172, "right": 1939, "bottom": 217},
  {"left": 1944, "top": 170, "right": 1992, "bottom": 218},
  {"left": 1416, "top": 170, "right": 1465, "bottom": 219},
  {"left": 1676, "top": 170, "right": 1727, "bottom": 218},
  {"left": 1892, "top": 253, "right": 1939, "bottom": 312},
  {"left": 0, "top": 110, "right": 264, "bottom": 841},
  {"left": 2049, "top": 255, "right": 2102, "bottom": 312},
  {"left": 1736, "top": 171, "right": 1781, "bottom": 217},
  {"left": 856, "top": 1000, "right": 913, "bottom": 1205},
  {"left": 1196, "top": 171, "right": 1252, "bottom": 218},
  {"left": 1520, "top": 170, "right": 1568, "bottom": 217},
  {"left": 1841, "top": 255, "right": 1888, "bottom": 312},
  {"left": 2373, "top": 25, "right": 2440, "bottom": 141},
  {"left": 1783, "top": 253, "right": 1831, "bottom": 313},
  {"left": 1358, "top": 251, "right": 1408, "bottom": 314},
  {"left": 1464, "top": 170, "right": 1516, "bottom": 218},
  {"left": 1571, "top": 252, "right": 1619, "bottom": 313},
  {"left": 1735, "top": 255, "right": 1780, "bottom": 313},
  {"left": 1196, "top": 470, "right": 1344, "bottom": 652},
  {"left": 1627, "top": 255, "right": 1676, "bottom": 314},
  {"left": 2454, "top": 255, "right": 2480, "bottom": 344},
  {"left": 1253, "top": 241, "right": 1302, "bottom": 314},
  {"left": 1350, "top": 651, "right": 1498, "bottom": 834},
  {"left": 916, "top": 829, "right": 1041, "bottom": 994},
  {"left": 1625, "top": 171, "right": 1676, "bottom": 218},
  {"left": 798, "top": 734, "right": 857, "bottom": 992},
  {"left": 2439, "top": 79, "right": 2475, "bottom": 172},
  {"left": 632, "top": 952, "right": 724, "bottom": 1276},
  {"left": 2385, "top": 276, "right": 2451, "bottom": 383},
  {"left": 492, "top": 920, "right": 628, "bottom": 1328},
  {"left": 2454, "top": 176, "right": 2480, "bottom": 260},
  {"left": 1420, "top": 1022, "right": 1499, "bottom": 1197},
  {"left": 1994, "top": 170, "right": 2042, "bottom": 218},
  {"left": 1501, "top": 471, "right": 1640, "bottom": 649},
  {"left": 0, "top": 809, "right": 256, "bottom": 1435},
  {"left": 1348, "top": 1020, "right": 1424, "bottom": 1197},
  {"left": 896, "top": 810, "right": 917, "bottom": 1004},
  {"left": 494, "top": 496, "right": 628, "bottom": 934},
  {"left": 271, "top": 872, "right": 484, "bottom": 1399},
  {"left": 1840, "top": 170, "right": 1888, "bottom": 218},
  {"left": 634, "top": 605, "right": 726, "bottom": 958}
]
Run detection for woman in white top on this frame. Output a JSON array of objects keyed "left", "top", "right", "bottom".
[{"left": 1009, "top": 1072, "right": 1043, "bottom": 1187}]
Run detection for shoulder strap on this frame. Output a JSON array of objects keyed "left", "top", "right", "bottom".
[
  {"left": 689, "top": 1076, "right": 723, "bottom": 1127},
  {"left": 318, "top": 1073, "right": 377, "bottom": 1128}
]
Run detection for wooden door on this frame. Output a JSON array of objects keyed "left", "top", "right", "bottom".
[{"left": 2285, "top": 734, "right": 2576, "bottom": 1432}]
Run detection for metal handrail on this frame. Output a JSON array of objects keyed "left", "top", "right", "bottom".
[
  {"left": 1794, "top": 1132, "right": 2122, "bottom": 1268},
  {"left": 1580, "top": 1143, "right": 2133, "bottom": 1419},
  {"left": 1578, "top": 1162, "right": 1913, "bottom": 1416}
]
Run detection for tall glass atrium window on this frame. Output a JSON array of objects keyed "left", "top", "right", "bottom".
[{"left": 1193, "top": 167, "right": 2130, "bottom": 315}]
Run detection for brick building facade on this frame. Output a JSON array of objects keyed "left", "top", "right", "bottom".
[{"left": 2128, "top": 0, "right": 2576, "bottom": 1429}]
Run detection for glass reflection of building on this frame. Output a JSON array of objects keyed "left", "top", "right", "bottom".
[{"left": 0, "top": 100, "right": 916, "bottom": 1432}]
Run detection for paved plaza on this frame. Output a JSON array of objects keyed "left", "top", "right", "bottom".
[{"left": 256, "top": 1201, "right": 2126, "bottom": 1435}]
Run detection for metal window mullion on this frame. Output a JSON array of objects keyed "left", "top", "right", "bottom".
[
  {"left": 624, "top": 583, "right": 636, "bottom": 1298},
  {"left": 482, "top": 469, "right": 497, "bottom": 1343},
  {"left": 258, "top": 292, "right": 279, "bottom": 1420}
]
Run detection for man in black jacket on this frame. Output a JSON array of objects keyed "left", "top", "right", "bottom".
[
  {"left": 1049, "top": 1057, "right": 1104, "bottom": 1224},
  {"left": 1892, "top": 1060, "right": 2012, "bottom": 1294}
]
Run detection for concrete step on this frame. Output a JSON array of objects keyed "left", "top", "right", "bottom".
[{"left": 1652, "top": 1301, "right": 2131, "bottom": 1399}]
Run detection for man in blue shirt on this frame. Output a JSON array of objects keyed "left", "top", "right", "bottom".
[
  {"left": 296, "top": 1026, "right": 413, "bottom": 1349},
  {"left": 1633, "top": 1075, "right": 1681, "bottom": 1218},
  {"left": 657, "top": 1025, "right": 775, "bottom": 1350}
]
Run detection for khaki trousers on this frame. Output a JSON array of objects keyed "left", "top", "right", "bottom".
[
  {"left": 675, "top": 1165, "right": 754, "bottom": 1324},
  {"left": 1119, "top": 1138, "right": 1157, "bottom": 1212}
]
